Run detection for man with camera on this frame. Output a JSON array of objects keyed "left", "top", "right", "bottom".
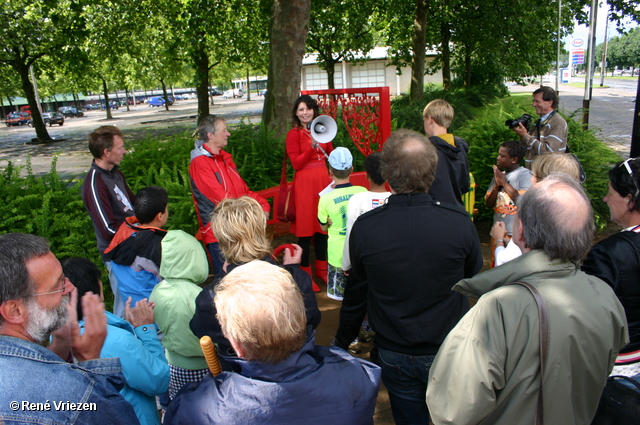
[{"left": 512, "top": 86, "right": 567, "bottom": 169}]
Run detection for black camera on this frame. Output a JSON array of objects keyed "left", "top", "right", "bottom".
[{"left": 505, "top": 114, "right": 533, "bottom": 131}]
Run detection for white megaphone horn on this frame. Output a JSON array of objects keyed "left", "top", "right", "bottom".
[{"left": 309, "top": 115, "right": 337, "bottom": 144}]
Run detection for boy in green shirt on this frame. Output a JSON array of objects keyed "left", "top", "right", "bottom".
[{"left": 318, "top": 147, "right": 366, "bottom": 300}]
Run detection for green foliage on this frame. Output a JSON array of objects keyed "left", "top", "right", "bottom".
[
  {"left": 564, "top": 111, "right": 622, "bottom": 229},
  {"left": 596, "top": 27, "right": 640, "bottom": 71},
  {"left": 225, "top": 120, "right": 285, "bottom": 191},
  {"left": 390, "top": 85, "right": 493, "bottom": 134},
  {"left": 0, "top": 156, "right": 106, "bottom": 294},
  {"left": 119, "top": 131, "right": 198, "bottom": 235}
]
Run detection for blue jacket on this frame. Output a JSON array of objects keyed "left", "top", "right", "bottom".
[
  {"left": 164, "top": 339, "right": 381, "bottom": 425},
  {"left": 80, "top": 312, "right": 169, "bottom": 425},
  {"left": 0, "top": 335, "right": 139, "bottom": 424}
]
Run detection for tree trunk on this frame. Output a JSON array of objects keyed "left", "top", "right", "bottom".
[
  {"left": 409, "top": 0, "right": 429, "bottom": 103},
  {"left": 246, "top": 68, "right": 251, "bottom": 101},
  {"left": 16, "top": 62, "right": 50, "bottom": 141},
  {"left": 326, "top": 59, "right": 336, "bottom": 89},
  {"left": 464, "top": 47, "right": 472, "bottom": 88},
  {"left": 262, "top": 0, "right": 312, "bottom": 138},
  {"left": 102, "top": 78, "right": 113, "bottom": 120},
  {"left": 441, "top": 21, "right": 451, "bottom": 91},
  {"left": 194, "top": 41, "right": 210, "bottom": 123},
  {"left": 160, "top": 78, "right": 170, "bottom": 111},
  {"left": 125, "top": 88, "right": 131, "bottom": 111}
]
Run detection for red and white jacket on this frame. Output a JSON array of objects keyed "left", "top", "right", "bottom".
[{"left": 189, "top": 141, "right": 269, "bottom": 245}]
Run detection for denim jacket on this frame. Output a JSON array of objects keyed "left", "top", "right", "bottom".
[{"left": 0, "top": 335, "right": 140, "bottom": 424}]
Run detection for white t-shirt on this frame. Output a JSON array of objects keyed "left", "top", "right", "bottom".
[
  {"left": 342, "top": 191, "right": 391, "bottom": 270},
  {"left": 495, "top": 240, "right": 523, "bottom": 266}
]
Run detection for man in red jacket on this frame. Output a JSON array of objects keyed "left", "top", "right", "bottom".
[{"left": 189, "top": 115, "right": 269, "bottom": 275}]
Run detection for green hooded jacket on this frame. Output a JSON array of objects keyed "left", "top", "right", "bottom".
[{"left": 150, "top": 230, "right": 209, "bottom": 370}]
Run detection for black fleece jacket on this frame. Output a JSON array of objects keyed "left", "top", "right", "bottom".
[{"left": 335, "top": 193, "right": 482, "bottom": 355}]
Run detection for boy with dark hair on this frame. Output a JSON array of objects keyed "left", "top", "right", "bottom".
[
  {"left": 341, "top": 151, "right": 391, "bottom": 354},
  {"left": 104, "top": 186, "right": 169, "bottom": 307},
  {"left": 318, "top": 148, "right": 366, "bottom": 300},
  {"left": 62, "top": 257, "right": 169, "bottom": 425},
  {"left": 342, "top": 152, "right": 390, "bottom": 272},
  {"left": 485, "top": 140, "right": 532, "bottom": 264}
]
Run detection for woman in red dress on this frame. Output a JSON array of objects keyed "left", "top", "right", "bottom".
[{"left": 286, "top": 95, "right": 334, "bottom": 290}]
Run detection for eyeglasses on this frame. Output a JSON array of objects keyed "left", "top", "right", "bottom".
[
  {"left": 33, "top": 275, "right": 68, "bottom": 296},
  {"left": 620, "top": 158, "right": 639, "bottom": 197}
]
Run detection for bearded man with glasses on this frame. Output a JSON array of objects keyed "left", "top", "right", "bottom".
[{"left": 0, "top": 233, "right": 139, "bottom": 425}]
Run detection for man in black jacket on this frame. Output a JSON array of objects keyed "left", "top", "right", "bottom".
[
  {"left": 82, "top": 125, "right": 135, "bottom": 317},
  {"left": 334, "top": 129, "right": 482, "bottom": 425}
]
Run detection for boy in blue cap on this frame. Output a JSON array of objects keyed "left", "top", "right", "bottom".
[{"left": 317, "top": 147, "right": 366, "bottom": 300}]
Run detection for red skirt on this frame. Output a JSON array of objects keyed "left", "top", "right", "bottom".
[{"left": 291, "top": 165, "right": 331, "bottom": 237}]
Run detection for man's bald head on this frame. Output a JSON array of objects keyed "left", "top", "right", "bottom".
[{"left": 517, "top": 173, "right": 594, "bottom": 262}]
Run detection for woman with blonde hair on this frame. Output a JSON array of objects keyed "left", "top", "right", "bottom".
[{"left": 189, "top": 196, "right": 321, "bottom": 371}]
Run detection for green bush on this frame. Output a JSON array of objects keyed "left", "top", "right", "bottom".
[
  {"left": 391, "top": 84, "right": 496, "bottom": 134},
  {"left": 118, "top": 131, "right": 199, "bottom": 235},
  {"left": 0, "top": 156, "right": 108, "bottom": 299}
]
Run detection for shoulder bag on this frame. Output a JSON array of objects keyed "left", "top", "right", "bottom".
[{"left": 509, "top": 281, "right": 549, "bottom": 425}]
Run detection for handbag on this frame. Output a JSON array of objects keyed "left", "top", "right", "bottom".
[
  {"left": 591, "top": 375, "right": 640, "bottom": 425},
  {"left": 509, "top": 281, "right": 549, "bottom": 425},
  {"left": 276, "top": 152, "right": 295, "bottom": 222}
]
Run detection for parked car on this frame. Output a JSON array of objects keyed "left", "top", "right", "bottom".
[
  {"left": 100, "top": 101, "right": 119, "bottom": 110},
  {"left": 5, "top": 112, "right": 31, "bottom": 126},
  {"left": 28, "top": 112, "right": 65, "bottom": 127},
  {"left": 210, "top": 89, "right": 223, "bottom": 96},
  {"left": 222, "top": 88, "right": 243, "bottom": 99},
  {"left": 613, "top": 69, "right": 623, "bottom": 76},
  {"left": 28, "top": 112, "right": 64, "bottom": 127},
  {"left": 260, "top": 89, "right": 267, "bottom": 97},
  {"left": 58, "top": 107, "right": 84, "bottom": 117},
  {"left": 85, "top": 103, "right": 102, "bottom": 110},
  {"left": 44, "top": 112, "right": 64, "bottom": 126},
  {"left": 147, "top": 96, "right": 174, "bottom": 107}
]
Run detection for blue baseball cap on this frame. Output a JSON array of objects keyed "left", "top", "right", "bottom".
[{"left": 328, "top": 147, "right": 353, "bottom": 170}]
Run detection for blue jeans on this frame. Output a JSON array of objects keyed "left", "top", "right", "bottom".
[
  {"left": 104, "top": 260, "right": 125, "bottom": 318},
  {"left": 378, "top": 347, "right": 434, "bottom": 425},
  {"left": 206, "top": 242, "right": 225, "bottom": 276}
]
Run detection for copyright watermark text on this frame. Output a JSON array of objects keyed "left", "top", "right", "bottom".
[{"left": 9, "top": 401, "right": 97, "bottom": 411}]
